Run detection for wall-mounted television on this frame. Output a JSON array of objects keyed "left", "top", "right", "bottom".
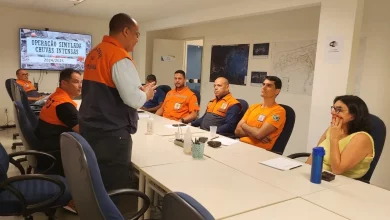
[{"left": 19, "top": 28, "right": 92, "bottom": 71}]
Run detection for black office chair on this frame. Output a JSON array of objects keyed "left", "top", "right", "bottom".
[
  {"left": 236, "top": 99, "right": 249, "bottom": 120},
  {"left": 13, "top": 82, "right": 40, "bottom": 128},
  {"left": 0, "top": 143, "right": 71, "bottom": 220},
  {"left": 60, "top": 132, "right": 150, "bottom": 220},
  {"left": 161, "top": 192, "right": 214, "bottom": 220},
  {"left": 288, "top": 114, "right": 386, "bottom": 184},
  {"left": 191, "top": 89, "right": 201, "bottom": 105},
  {"left": 271, "top": 104, "right": 296, "bottom": 155},
  {"left": 5, "top": 79, "right": 23, "bottom": 150},
  {"left": 157, "top": 85, "right": 171, "bottom": 94}
]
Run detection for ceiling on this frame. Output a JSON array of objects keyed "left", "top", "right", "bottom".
[{"left": 0, "top": 0, "right": 239, "bottom": 22}]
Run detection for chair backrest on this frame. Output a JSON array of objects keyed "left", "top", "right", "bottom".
[
  {"left": 271, "top": 104, "right": 296, "bottom": 155},
  {"left": 157, "top": 85, "right": 171, "bottom": 94},
  {"left": 13, "top": 82, "right": 38, "bottom": 128},
  {"left": 60, "top": 132, "right": 124, "bottom": 220},
  {"left": 162, "top": 192, "right": 214, "bottom": 220},
  {"left": 191, "top": 89, "right": 201, "bottom": 105},
  {"left": 0, "top": 143, "right": 10, "bottom": 182},
  {"left": 5, "top": 78, "right": 16, "bottom": 101},
  {"left": 358, "top": 114, "right": 386, "bottom": 183},
  {"left": 13, "top": 101, "right": 38, "bottom": 167},
  {"left": 237, "top": 99, "right": 249, "bottom": 120}
]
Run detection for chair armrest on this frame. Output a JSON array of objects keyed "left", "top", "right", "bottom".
[
  {"left": 287, "top": 152, "right": 311, "bottom": 159},
  {"left": 9, "top": 150, "right": 56, "bottom": 175},
  {"left": 0, "top": 174, "right": 66, "bottom": 211},
  {"left": 108, "top": 189, "right": 151, "bottom": 220}
]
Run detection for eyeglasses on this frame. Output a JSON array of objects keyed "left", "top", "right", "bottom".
[{"left": 331, "top": 106, "right": 344, "bottom": 114}]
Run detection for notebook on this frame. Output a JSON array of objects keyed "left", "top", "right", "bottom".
[{"left": 259, "top": 157, "right": 303, "bottom": 171}]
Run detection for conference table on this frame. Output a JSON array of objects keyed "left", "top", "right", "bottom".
[{"left": 130, "top": 111, "right": 390, "bottom": 219}]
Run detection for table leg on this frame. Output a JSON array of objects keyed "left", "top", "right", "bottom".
[
  {"left": 138, "top": 172, "right": 145, "bottom": 220},
  {"left": 144, "top": 178, "right": 153, "bottom": 219}
]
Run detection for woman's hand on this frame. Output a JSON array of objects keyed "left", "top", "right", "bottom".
[{"left": 330, "top": 117, "right": 345, "bottom": 142}]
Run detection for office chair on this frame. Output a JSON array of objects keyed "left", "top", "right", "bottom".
[
  {"left": 191, "top": 89, "right": 201, "bottom": 105},
  {"left": 161, "top": 192, "right": 214, "bottom": 220},
  {"left": 237, "top": 99, "right": 249, "bottom": 120},
  {"left": 60, "top": 132, "right": 150, "bottom": 220},
  {"left": 5, "top": 79, "right": 23, "bottom": 150},
  {"left": 288, "top": 114, "right": 386, "bottom": 184},
  {"left": 13, "top": 82, "right": 40, "bottom": 128},
  {"left": 0, "top": 143, "right": 71, "bottom": 220},
  {"left": 271, "top": 104, "right": 296, "bottom": 155},
  {"left": 157, "top": 85, "right": 171, "bottom": 94}
]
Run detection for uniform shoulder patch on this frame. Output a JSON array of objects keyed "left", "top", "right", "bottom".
[{"left": 272, "top": 114, "right": 280, "bottom": 122}]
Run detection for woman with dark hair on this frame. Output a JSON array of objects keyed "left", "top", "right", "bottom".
[{"left": 306, "top": 95, "right": 374, "bottom": 179}]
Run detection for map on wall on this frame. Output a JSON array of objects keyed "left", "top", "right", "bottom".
[
  {"left": 271, "top": 40, "right": 317, "bottom": 96},
  {"left": 210, "top": 44, "right": 249, "bottom": 86}
]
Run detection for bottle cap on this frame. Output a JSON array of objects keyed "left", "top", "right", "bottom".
[{"left": 312, "top": 147, "right": 325, "bottom": 156}]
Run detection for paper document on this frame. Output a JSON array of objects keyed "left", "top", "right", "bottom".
[
  {"left": 164, "top": 124, "right": 190, "bottom": 129},
  {"left": 212, "top": 136, "right": 239, "bottom": 146},
  {"left": 138, "top": 113, "right": 150, "bottom": 118},
  {"left": 259, "top": 157, "right": 303, "bottom": 171}
]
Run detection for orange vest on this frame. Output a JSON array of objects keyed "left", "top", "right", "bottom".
[
  {"left": 206, "top": 93, "right": 240, "bottom": 117},
  {"left": 16, "top": 79, "right": 36, "bottom": 92},
  {"left": 162, "top": 87, "right": 199, "bottom": 121},
  {"left": 40, "top": 88, "right": 77, "bottom": 127},
  {"left": 83, "top": 35, "right": 132, "bottom": 87}
]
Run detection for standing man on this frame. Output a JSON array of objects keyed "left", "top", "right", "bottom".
[
  {"left": 234, "top": 76, "right": 286, "bottom": 151},
  {"left": 191, "top": 77, "right": 241, "bottom": 136},
  {"left": 79, "top": 13, "right": 155, "bottom": 192},
  {"left": 156, "top": 70, "right": 199, "bottom": 123}
]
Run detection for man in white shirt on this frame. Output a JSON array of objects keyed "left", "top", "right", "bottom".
[{"left": 79, "top": 13, "right": 155, "bottom": 193}]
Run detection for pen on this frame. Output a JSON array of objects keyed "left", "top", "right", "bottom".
[
  {"left": 289, "top": 165, "right": 302, "bottom": 170},
  {"left": 210, "top": 136, "right": 219, "bottom": 140}
]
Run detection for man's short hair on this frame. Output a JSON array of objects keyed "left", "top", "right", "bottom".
[
  {"left": 109, "top": 13, "right": 136, "bottom": 35},
  {"left": 265, "top": 76, "right": 282, "bottom": 89},
  {"left": 174, "top": 70, "right": 186, "bottom": 78},
  {"left": 16, "top": 68, "right": 23, "bottom": 75},
  {"left": 146, "top": 74, "right": 157, "bottom": 82},
  {"left": 59, "top": 68, "right": 81, "bottom": 84}
]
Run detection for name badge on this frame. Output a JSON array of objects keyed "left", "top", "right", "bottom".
[
  {"left": 258, "top": 114, "right": 265, "bottom": 122},
  {"left": 221, "top": 103, "right": 228, "bottom": 110},
  {"left": 174, "top": 103, "right": 181, "bottom": 110}
]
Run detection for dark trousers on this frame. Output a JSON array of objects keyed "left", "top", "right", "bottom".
[{"left": 82, "top": 132, "right": 133, "bottom": 192}]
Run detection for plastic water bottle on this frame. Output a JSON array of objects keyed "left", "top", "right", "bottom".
[
  {"left": 310, "top": 147, "right": 325, "bottom": 184},
  {"left": 146, "top": 115, "right": 154, "bottom": 135},
  {"left": 183, "top": 127, "right": 192, "bottom": 154}
]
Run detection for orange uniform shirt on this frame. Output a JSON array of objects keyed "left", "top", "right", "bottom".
[
  {"left": 16, "top": 79, "right": 36, "bottom": 92},
  {"left": 206, "top": 93, "right": 240, "bottom": 117},
  {"left": 40, "top": 87, "right": 77, "bottom": 127},
  {"left": 162, "top": 87, "right": 199, "bottom": 121},
  {"left": 240, "top": 103, "right": 286, "bottom": 150}
]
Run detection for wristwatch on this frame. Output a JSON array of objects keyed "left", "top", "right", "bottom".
[{"left": 181, "top": 118, "right": 185, "bottom": 123}]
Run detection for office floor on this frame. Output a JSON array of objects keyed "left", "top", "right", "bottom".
[{"left": 0, "top": 128, "right": 161, "bottom": 220}]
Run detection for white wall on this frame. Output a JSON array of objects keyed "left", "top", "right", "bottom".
[
  {"left": 142, "top": 0, "right": 390, "bottom": 189},
  {"left": 0, "top": 6, "right": 108, "bottom": 125},
  {"left": 147, "top": 7, "right": 321, "bottom": 156}
]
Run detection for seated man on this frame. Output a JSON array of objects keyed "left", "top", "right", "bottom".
[
  {"left": 191, "top": 77, "right": 241, "bottom": 136},
  {"left": 15, "top": 68, "right": 48, "bottom": 104},
  {"left": 156, "top": 70, "right": 199, "bottom": 123},
  {"left": 35, "top": 68, "right": 82, "bottom": 176},
  {"left": 141, "top": 74, "right": 166, "bottom": 113},
  {"left": 234, "top": 76, "right": 286, "bottom": 151}
]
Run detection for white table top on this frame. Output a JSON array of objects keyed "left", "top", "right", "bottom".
[
  {"left": 131, "top": 133, "right": 193, "bottom": 169},
  {"left": 225, "top": 198, "right": 347, "bottom": 220},
  {"left": 204, "top": 141, "right": 354, "bottom": 196},
  {"left": 303, "top": 180, "right": 390, "bottom": 220},
  {"left": 142, "top": 159, "right": 295, "bottom": 220}
]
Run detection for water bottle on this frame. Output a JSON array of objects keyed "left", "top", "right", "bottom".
[
  {"left": 183, "top": 127, "right": 192, "bottom": 154},
  {"left": 146, "top": 115, "right": 154, "bottom": 135},
  {"left": 310, "top": 147, "right": 325, "bottom": 184}
]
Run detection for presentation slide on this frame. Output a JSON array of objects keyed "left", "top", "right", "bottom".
[{"left": 20, "top": 28, "right": 92, "bottom": 71}]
